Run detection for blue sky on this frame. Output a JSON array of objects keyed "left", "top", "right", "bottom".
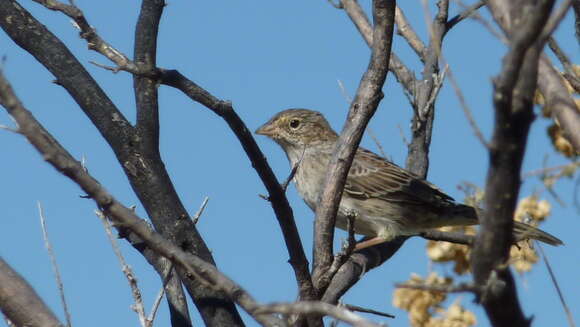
[{"left": 1, "top": 1, "right": 578, "bottom": 326}]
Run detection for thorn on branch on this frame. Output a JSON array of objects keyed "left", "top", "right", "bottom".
[{"left": 192, "top": 196, "right": 209, "bottom": 224}]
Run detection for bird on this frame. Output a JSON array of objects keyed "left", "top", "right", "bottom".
[{"left": 255, "top": 108, "right": 562, "bottom": 249}]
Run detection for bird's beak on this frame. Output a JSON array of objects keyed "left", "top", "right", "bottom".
[{"left": 255, "top": 122, "right": 275, "bottom": 137}]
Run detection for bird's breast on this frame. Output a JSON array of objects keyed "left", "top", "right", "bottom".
[{"left": 293, "top": 156, "right": 328, "bottom": 210}]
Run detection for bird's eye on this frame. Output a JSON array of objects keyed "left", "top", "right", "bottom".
[{"left": 289, "top": 119, "right": 300, "bottom": 129}]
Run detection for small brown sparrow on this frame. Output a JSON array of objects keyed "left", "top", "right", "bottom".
[{"left": 256, "top": 108, "right": 562, "bottom": 248}]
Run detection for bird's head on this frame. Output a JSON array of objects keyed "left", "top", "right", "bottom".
[{"left": 255, "top": 109, "right": 338, "bottom": 151}]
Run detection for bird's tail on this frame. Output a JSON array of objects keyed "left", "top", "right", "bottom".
[
  {"left": 513, "top": 221, "right": 563, "bottom": 246},
  {"left": 444, "top": 204, "right": 563, "bottom": 246}
]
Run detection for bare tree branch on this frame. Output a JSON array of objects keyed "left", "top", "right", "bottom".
[
  {"left": 256, "top": 301, "right": 384, "bottom": 327},
  {"left": 38, "top": 203, "right": 72, "bottom": 327},
  {"left": 472, "top": 1, "right": 558, "bottom": 326},
  {"left": 321, "top": 237, "right": 407, "bottom": 304},
  {"left": 312, "top": 0, "right": 395, "bottom": 293},
  {"left": 339, "top": 0, "right": 417, "bottom": 95},
  {"left": 342, "top": 303, "right": 395, "bottom": 319},
  {"left": 0, "top": 2, "right": 247, "bottom": 324},
  {"left": 395, "top": 6, "right": 426, "bottom": 60},
  {"left": 395, "top": 281, "right": 481, "bottom": 294},
  {"left": 419, "top": 230, "right": 474, "bottom": 245},
  {"left": 31, "top": 0, "right": 147, "bottom": 75},
  {"left": 547, "top": 38, "right": 580, "bottom": 93},
  {"left": 537, "top": 243, "right": 576, "bottom": 327},
  {"left": 0, "top": 257, "right": 64, "bottom": 327},
  {"left": 98, "top": 211, "right": 148, "bottom": 327},
  {"left": 538, "top": 57, "right": 580, "bottom": 152},
  {"left": 121, "top": 232, "right": 192, "bottom": 327},
  {"left": 406, "top": 0, "right": 449, "bottom": 179},
  {"left": 158, "top": 69, "right": 316, "bottom": 303},
  {"left": 444, "top": 0, "right": 485, "bottom": 33},
  {"left": 0, "top": 70, "right": 282, "bottom": 327}
]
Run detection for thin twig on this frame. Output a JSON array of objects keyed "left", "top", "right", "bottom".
[
  {"left": 0, "top": 69, "right": 284, "bottom": 326},
  {"left": 397, "top": 124, "right": 409, "bottom": 147},
  {"left": 38, "top": 202, "right": 72, "bottom": 327},
  {"left": 445, "top": 0, "right": 485, "bottom": 33},
  {"left": 337, "top": 79, "right": 387, "bottom": 158},
  {"left": 419, "top": 230, "right": 475, "bottom": 245},
  {"left": 281, "top": 155, "right": 301, "bottom": 192},
  {"left": 146, "top": 263, "right": 174, "bottom": 325},
  {"left": 453, "top": 0, "right": 507, "bottom": 44},
  {"left": 537, "top": 243, "right": 576, "bottom": 327},
  {"left": 367, "top": 128, "right": 387, "bottom": 158},
  {"left": 421, "top": 65, "right": 447, "bottom": 118},
  {"left": 522, "top": 162, "right": 580, "bottom": 178},
  {"left": 327, "top": 0, "right": 343, "bottom": 9},
  {"left": 32, "top": 0, "right": 147, "bottom": 75},
  {"left": 0, "top": 124, "right": 18, "bottom": 133},
  {"left": 395, "top": 6, "right": 426, "bottom": 61},
  {"left": 342, "top": 303, "right": 395, "bottom": 319},
  {"left": 255, "top": 301, "right": 383, "bottom": 327},
  {"left": 192, "top": 196, "right": 209, "bottom": 224},
  {"left": 97, "top": 211, "right": 148, "bottom": 327},
  {"left": 446, "top": 65, "right": 490, "bottom": 148},
  {"left": 337, "top": 79, "right": 353, "bottom": 103},
  {"left": 547, "top": 38, "right": 580, "bottom": 93},
  {"left": 395, "top": 281, "right": 481, "bottom": 294},
  {"left": 537, "top": 0, "right": 574, "bottom": 46}
]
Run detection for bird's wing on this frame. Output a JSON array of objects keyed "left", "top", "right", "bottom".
[{"left": 344, "top": 148, "right": 455, "bottom": 207}]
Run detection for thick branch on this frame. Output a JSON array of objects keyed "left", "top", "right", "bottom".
[
  {"left": 0, "top": 2, "right": 245, "bottom": 325},
  {"left": 321, "top": 237, "right": 406, "bottom": 304},
  {"left": 159, "top": 70, "right": 316, "bottom": 302},
  {"left": 0, "top": 71, "right": 281, "bottom": 327},
  {"left": 472, "top": 1, "right": 556, "bottom": 326},
  {"left": 312, "top": 0, "right": 395, "bottom": 292},
  {"left": 0, "top": 0, "right": 134, "bottom": 150},
  {"left": 405, "top": 0, "right": 449, "bottom": 179},
  {"left": 538, "top": 57, "right": 580, "bottom": 152},
  {"left": 0, "top": 257, "right": 64, "bottom": 327}
]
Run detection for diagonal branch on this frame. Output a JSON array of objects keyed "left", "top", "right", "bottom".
[
  {"left": 538, "top": 56, "right": 580, "bottom": 152},
  {"left": 395, "top": 6, "right": 426, "bottom": 60},
  {"left": 19, "top": 0, "right": 317, "bottom": 308},
  {"left": 311, "top": 0, "right": 396, "bottom": 293},
  {"left": 0, "top": 70, "right": 281, "bottom": 327},
  {"left": 0, "top": 0, "right": 134, "bottom": 148},
  {"left": 0, "top": 2, "right": 243, "bottom": 325},
  {"left": 444, "top": 0, "right": 486, "bottom": 34},
  {"left": 0, "top": 257, "right": 64, "bottom": 327},
  {"left": 158, "top": 70, "right": 316, "bottom": 303}
]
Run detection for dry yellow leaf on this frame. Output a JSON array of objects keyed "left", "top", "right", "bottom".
[
  {"left": 393, "top": 272, "right": 452, "bottom": 327},
  {"left": 427, "top": 226, "right": 474, "bottom": 275},
  {"left": 514, "top": 195, "right": 552, "bottom": 224},
  {"left": 510, "top": 241, "right": 539, "bottom": 274},
  {"left": 425, "top": 301, "right": 477, "bottom": 327},
  {"left": 548, "top": 124, "right": 577, "bottom": 158}
]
